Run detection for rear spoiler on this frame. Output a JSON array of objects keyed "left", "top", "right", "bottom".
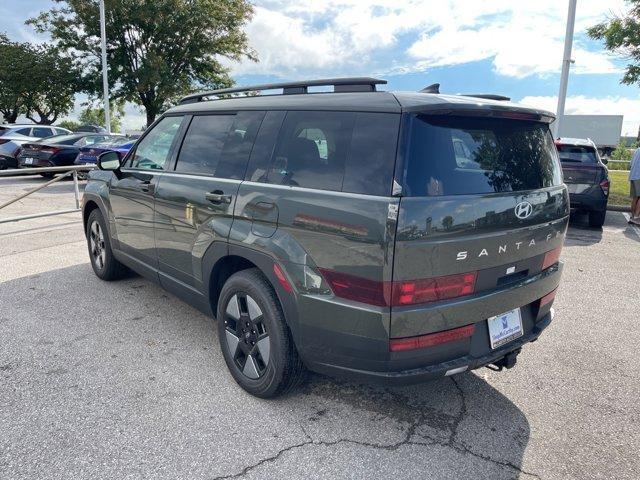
[{"left": 407, "top": 105, "right": 556, "bottom": 124}]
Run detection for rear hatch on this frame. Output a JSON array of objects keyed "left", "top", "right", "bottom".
[
  {"left": 556, "top": 143, "right": 604, "bottom": 193},
  {"left": 391, "top": 113, "right": 568, "bottom": 338}
]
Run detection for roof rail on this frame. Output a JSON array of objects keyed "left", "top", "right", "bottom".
[
  {"left": 178, "top": 77, "right": 387, "bottom": 105},
  {"left": 462, "top": 93, "right": 511, "bottom": 101}
]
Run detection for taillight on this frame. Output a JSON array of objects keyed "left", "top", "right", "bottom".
[
  {"left": 390, "top": 272, "right": 477, "bottom": 306},
  {"left": 539, "top": 288, "right": 557, "bottom": 308},
  {"left": 318, "top": 269, "right": 389, "bottom": 306},
  {"left": 389, "top": 324, "right": 475, "bottom": 352},
  {"left": 12, "top": 146, "right": 22, "bottom": 157},
  {"left": 41, "top": 147, "right": 60, "bottom": 155},
  {"left": 318, "top": 269, "right": 478, "bottom": 307},
  {"left": 541, "top": 247, "right": 562, "bottom": 270},
  {"left": 600, "top": 179, "right": 610, "bottom": 196}
]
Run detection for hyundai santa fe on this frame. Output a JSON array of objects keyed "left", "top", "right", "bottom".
[{"left": 82, "top": 78, "right": 568, "bottom": 397}]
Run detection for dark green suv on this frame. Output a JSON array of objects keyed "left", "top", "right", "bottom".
[{"left": 82, "top": 78, "right": 568, "bottom": 397}]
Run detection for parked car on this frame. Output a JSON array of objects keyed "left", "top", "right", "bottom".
[
  {"left": 74, "top": 138, "right": 135, "bottom": 166},
  {"left": 17, "top": 133, "right": 125, "bottom": 177},
  {"left": 83, "top": 77, "right": 568, "bottom": 397},
  {"left": 0, "top": 124, "right": 71, "bottom": 166},
  {"left": 555, "top": 137, "right": 609, "bottom": 227}
]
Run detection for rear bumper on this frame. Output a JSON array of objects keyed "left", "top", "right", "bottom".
[
  {"left": 297, "top": 262, "right": 562, "bottom": 385},
  {"left": 310, "top": 310, "right": 553, "bottom": 386},
  {"left": 568, "top": 190, "right": 607, "bottom": 212}
]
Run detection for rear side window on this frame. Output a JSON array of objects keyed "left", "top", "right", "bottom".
[
  {"left": 175, "top": 111, "right": 264, "bottom": 179},
  {"left": 246, "top": 110, "right": 398, "bottom": 196},
  {"left": 16, "top": 128, "right": 32, "bottom": 136},
  {"left": 556, "top": 144, "right": 598, "bottom": 164},
  {"left": 402, "top": 115, "right": 562, "bottom": 196}
]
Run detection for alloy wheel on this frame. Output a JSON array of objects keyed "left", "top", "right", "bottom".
[
  {"left": 89, "top": 220, "right": 106, "bottom": 270},
  {"left": 224, "top": 293, "right": 270, "bottom": 379}
]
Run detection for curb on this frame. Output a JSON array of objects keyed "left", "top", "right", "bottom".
[{"left": 607, "top": 204, "right": 631, "bottom": 212}]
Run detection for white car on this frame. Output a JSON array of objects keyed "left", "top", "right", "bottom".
[{"left": 0, "top": 124, "right": 71, "bottom": 168}]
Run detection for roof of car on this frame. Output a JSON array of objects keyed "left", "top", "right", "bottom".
[
  {"left": 167, "top": 90, "right": 555, "bottom": 120},
  {"left": 556, "top": 137, "right": 597, "bottom": 148},
  {"left": 2, "top": 124, "right": 53, "bottom": 128}
]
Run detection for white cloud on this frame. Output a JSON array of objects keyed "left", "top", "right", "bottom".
[
  {"left": 228, "top": 0, "right": 627, "bottom": 78},
  {"left": 519, "top": 94, "right": 640, "bottom": 136}
]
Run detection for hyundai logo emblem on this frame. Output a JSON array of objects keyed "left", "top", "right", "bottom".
[{"left": 514, "top": 201, "right": 533, "bottom": 219}]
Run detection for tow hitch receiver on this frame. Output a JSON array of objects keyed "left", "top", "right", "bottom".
[{"left": 486, "top": 348, "right": 521, "bottom": 372}]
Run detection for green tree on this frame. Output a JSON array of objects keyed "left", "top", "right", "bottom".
[
  {"left": 79, "top": 100, "right": 125, "bottom": 132},
  {"left": 611, "top": 140, "right": 633, "bottom": 162},
  {"left": 22, "top": 45, "right": 83, "bottom": 124},
  {"left": 0, "top": 35, "right": 31, "bottom": 123},
  {"left": 56, "top": 119, "right": 81, "bottom": 131},
  {"left": 29, "top": 0, "right": 256, "bottom": 126},
  {"left": 588, "top": 2, "right": 640, "bottom": 86}
]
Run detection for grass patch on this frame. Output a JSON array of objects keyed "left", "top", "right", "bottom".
[{"left": 609, "top": 170, "right": 631, "bottom": 207}]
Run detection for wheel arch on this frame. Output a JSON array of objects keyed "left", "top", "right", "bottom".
[{"left": 202, "top": 243, "right": 301, "bottom": 341}]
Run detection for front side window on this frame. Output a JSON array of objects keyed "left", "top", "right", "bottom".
[
  {"left": 403, "top": 115, "right": 563, "bottom": 196},
  {"left": 130, "top": 116, "right": 183, "bottom": 170},
  {"left": 174, "top": 114, "right": 235, "bottom": 175},
  {"left": 32, "top": 127, "right": 53, "bottom": 138}
]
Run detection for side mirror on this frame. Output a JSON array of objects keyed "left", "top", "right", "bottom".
[
  {"left": 601, "top": 157, "right": 608, "bottom": 165},
  {"left": 97, "top": 151, "right": 121, "bottom": 171}
]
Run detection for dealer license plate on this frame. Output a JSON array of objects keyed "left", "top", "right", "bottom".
[{"left": 487, "top": 308, "right": 523, "bottom": 349}]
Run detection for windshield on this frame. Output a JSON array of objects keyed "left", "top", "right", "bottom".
[
  {"left": 556, "top": 144, "right": 598, "bottom": 164},
  {"left": 402, "top": 115, "right": 563, "bottom": 196}
]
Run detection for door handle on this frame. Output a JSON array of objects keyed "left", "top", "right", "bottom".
[
  {"left": 140, "top": 181, "right": 154, "bottom": 194},
  {"left": 205, "top": 190, "right": 232, "bottom": 204}
]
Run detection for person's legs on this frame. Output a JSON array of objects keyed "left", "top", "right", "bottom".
[{"left": 632, "top": 180, "right": 640, "bottom": 220}]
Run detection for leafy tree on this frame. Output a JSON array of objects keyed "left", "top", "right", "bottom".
[
  {"left": 29, "top": 0, "right": 256, "bottom": 126},
  {"left": 79, "top": 100, "right": 125, "bottom": 132},
  {"left": 56, "top": 119, "right": 81, "bottom": 131},
  {"left": 611, "top": 140, "right": 633, "bottom": 162},
  {"left": 0, "top": 35, "right": 31, "bottom": 123},
  {"left": 0, "top": 35, "right": 82, "bottom": 124},
  {"left": 588, "top": 2, "right": 640, "bottom": 85},
  {"left": 22, "top": 45, "right": 84, "bottom": 124}
]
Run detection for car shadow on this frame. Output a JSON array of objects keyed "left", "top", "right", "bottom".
[
  {"left": 565, "top": 210, "right": 604, "bottom": 246},
  {"left": 0, "top": 262, "right": 532, "bottom": 479}
]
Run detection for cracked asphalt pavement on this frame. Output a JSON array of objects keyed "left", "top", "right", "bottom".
[{"left": 1, "top": 176, "right": 639, "bottom": 479}]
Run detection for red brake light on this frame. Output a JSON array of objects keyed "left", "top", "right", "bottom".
[
  {"left": 391, "top": 272, "right": 477, "bottom": 305},
  {"left": 600, "top": 179, "right": 610, "bottom": 196},
  {"left": 41, "top": 147, "right": 61, "bottom": 155},
  {"left": 318, "top": 269, "right": 477, "bottom": 307},
  {"left": 389, "top": 324, "right": 475, "bottom": 352},
  {"left": 542, "top": 247, "right": 562, "bottom": 270},
  {"left": 539, "top": 288, "right": 557, "bottom": 308},
  {"left": 273, "top": 263, "right": 292, "bottom": 293},
  {"left": 318, "top": 269, "right": 390, "bottom": 306}
]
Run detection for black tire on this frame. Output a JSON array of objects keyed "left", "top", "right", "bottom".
[
  {"left": 86, "top": 209, "right": 128, "bottom": 281},
  {"left": 40, "top": 173, "right": 54, "bottom": 179},
  {"left": 217, "top": 268, "right": 305, "bottom": 398},
  {"left": 588, "top": 210, "right": 606, "bottom": 228}
]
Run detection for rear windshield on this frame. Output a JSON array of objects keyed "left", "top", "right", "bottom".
[
  {"left": 39, "top": 134, "right": 83, "bottom": 145},
  {"left": 402, "top": 115, "right": 562, "bottom": 196},
  {"left": 556, "top": 144, "right": 598, "bottom": 164}
]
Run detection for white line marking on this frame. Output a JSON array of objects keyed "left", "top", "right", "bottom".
[{"left": 623, "top": 212, "right": 640, "bottom": 240}]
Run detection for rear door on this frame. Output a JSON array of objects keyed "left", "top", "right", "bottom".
[
  {"left": 391, "top": 113, "right": 568, "bottom": 338},
  {"left": 153, "top": 111, "right": 265, "bottom": 289},
  {"left": 109, "top": 115, "right": 185, "bottom": 272}
]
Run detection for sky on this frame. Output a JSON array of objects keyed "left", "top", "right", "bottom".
[{"left": 1, "top": 0, "right": 639, "bottom": 135}]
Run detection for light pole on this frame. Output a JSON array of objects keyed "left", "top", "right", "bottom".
[
  {"left": 99, "top": 0, "right": 111, "bottom": 133},
  {"left": 554, "top": 0, "right": 577, "bottom": 138}
]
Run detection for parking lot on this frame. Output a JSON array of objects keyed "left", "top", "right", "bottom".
[{"left": 1, "top": 176, "right": 639, "bottom": 480}]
